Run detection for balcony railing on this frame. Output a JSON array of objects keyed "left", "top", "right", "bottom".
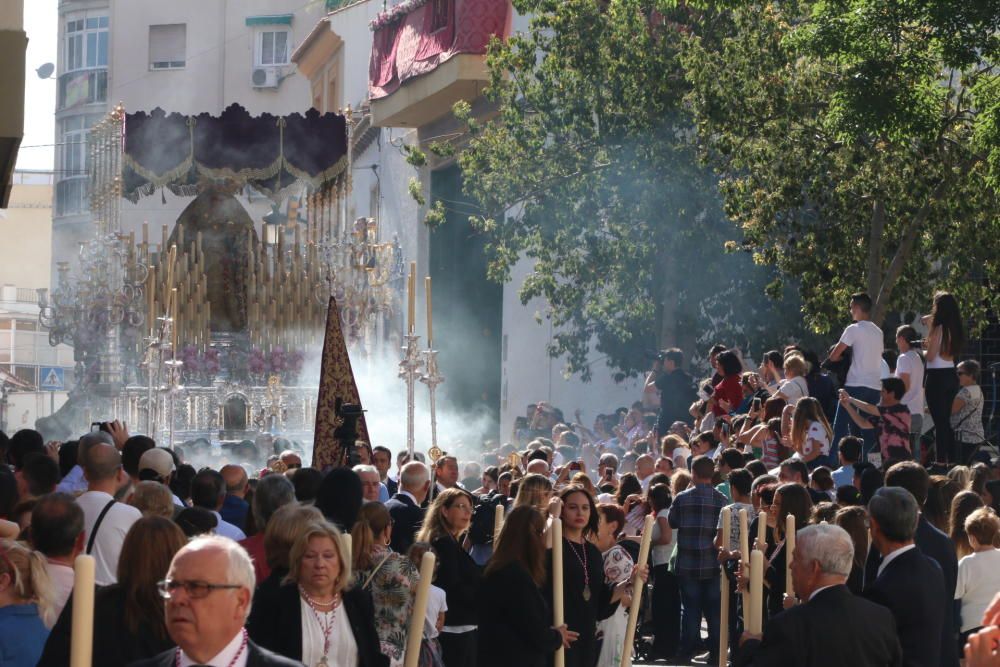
[
  {"left": 58, "top": 69, "right": 108, "bottom": 111},
  {"left": 368, "top": 0, "right": 510, "bottom": 101}
]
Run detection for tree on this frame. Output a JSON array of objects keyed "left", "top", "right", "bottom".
[
  {"left": 683, "top": 0, "right": 1000, "bottom": 334},
  {"left": 457, "top": 0, "right": 810, "bottom": 379}
]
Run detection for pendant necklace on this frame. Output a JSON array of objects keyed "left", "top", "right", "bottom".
[
  {"left": 301, "top": 586, "right": 341, "bottom": 667},
  {"left": 567, "top": 538, "right": 591, "bottom": 601}
]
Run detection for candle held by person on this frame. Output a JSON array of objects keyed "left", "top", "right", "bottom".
[
  {"left": 620, "top": 514, "right": 654, "bottom": 667},
  {"left": 553, "top": 517, "right": 565, "bottom": 667},
  {"left": 70, "top": 554, "right": 96, "bottom": 667},
  {"left": 494, "top": 502, "right": 504, "bottom": 544},
  {"left": 718, "top": 507, "right": 731, "bottom": 667},
  {"left": 403, "top": 551, "right": 437, "bottom": 667},
  {"left": 749, "top": 549, "right": 764, "bottom": 634},
  {"left": 785, "top": 513, "right": 796, "bottom": 603}
]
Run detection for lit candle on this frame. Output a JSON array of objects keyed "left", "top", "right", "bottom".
[
  {"left": 749, "top": 549, "right": 764, "bottom": 634},
  {"left": 425, "top": 276, "right": 433, "bottom": 345},
  {"left": 718, "top": 507, "right": 731, "bottom": 667},
  {"left": 785, "top": 514, "right": 796, "bottom": 602},
  {"left": 70, "top": 555, "right": 96, "bottom": 667},
  {"left": 553, "top": 518, "right": 564, "bottom": 667},
  {"left": 403, "top": 550, "right": 437, "bottom": 667},
  {"left": 407, "top": 262, "right": 416, "bottom": 334},
  {"left": 493, "top": 502, "right": 504, "bottom": 544},
  {"left": 621, "top": 514, "right": 654, "bottom": 667}
]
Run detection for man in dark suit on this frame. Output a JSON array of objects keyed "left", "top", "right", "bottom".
[
  {"left": 128, "top": 536, "right": 303, "bottom": 667},
  {"left": 864, "top": 487, "right": 946, "bottom": 667},
  {"left": 372, "top": 446, "right": 398, "bottom": 496},
  {"left": 865, "top": 462, "right": 960, "bottom": 667},
  {"left": 737, "top": 523, "right": 902, "bottom": 667},
  {"left": 386, "top": 460, "right": 431, "bottom": 554}
]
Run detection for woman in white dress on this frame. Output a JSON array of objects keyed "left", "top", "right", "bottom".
[{"left": 592, "top": 504, "right": 635, "bottom": 667}]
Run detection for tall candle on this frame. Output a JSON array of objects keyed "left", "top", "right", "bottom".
[
  {"left": 552, "top": 518, "right": 564, "bottom": 667},
  {"left": 785, "top": 514, "right": 796, "bottom": 602},
  {"left": 425, "top": 276, "right": 433, "bottom": 345},
  {"left": 408, "top": 262, "right": 416, "bottom": 334},
  {"left": 757, "top": 510, "right": 768, "bottom": 549},
  {"left": 171, "top": 288, "right": 179, "bottom": 352},
  {"left": 739, "top": 509, "right": 750, "bottom": 622},
  {"left": 749, "top": 549, "right": 764, "bottom": 634},
  {"left": 70, "top": 555, "right": 96, "bottom": 667},
  {"left": 718, "top": 507, "right": 731, "bottom": 667},
  {"left": 493, "top": 502, "right": 504, "bottom": 544},
  {"left": 621, "top": 514, "right": 654, "bottom": 667},
  {"left": 404, "top": 551, "right": 437, "bottom": 667}
]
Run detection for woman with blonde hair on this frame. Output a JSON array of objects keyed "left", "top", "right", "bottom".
[
  {"left": 128, "top": 480, "right": 175, "bottom": 519},
  {"left": 0, "top": 538, "right": 52, "bottom": 666},
  {"left": 416, "top": 487, "right": 482, "bottom": 667},
  {"left": 248, "top": 520, "right": 386, "bottom": 666},
  {"left": 352, "top": 502, "right": 418, "bottom": 666},
  {"left": 789, "top": 397, "right": 833, "bottom": 468},
  {"left": 513, "top": 473, "right": 555, "bottom": 512}
]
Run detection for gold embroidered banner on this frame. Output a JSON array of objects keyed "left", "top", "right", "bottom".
[{"left": 312, "top": 296, "right": 370, "bottom": 469}]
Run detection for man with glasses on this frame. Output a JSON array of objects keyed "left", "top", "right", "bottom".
[{"left": 134, "top": 535, "right": 302, "bottom": 667}]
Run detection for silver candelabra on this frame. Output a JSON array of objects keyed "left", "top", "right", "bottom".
[{"left": 420, "top": 347, "right": 444, "bottom": 452}]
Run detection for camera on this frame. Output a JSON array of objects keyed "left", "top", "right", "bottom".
[
  {"left": 645, "top": 350, "right": 667, "bottom": 361},
  {"left": 333, "top": 400, "right": 367, "bottom": 467}
]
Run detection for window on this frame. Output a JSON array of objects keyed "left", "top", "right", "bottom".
[
  {"left": 56, "top": 115, "right": 93, "bottom": 216},
  {"left": 65, "top": 15, "right": 108, "bottom": 72},
  {"left": 257, "top": 30, "right": 290, "bottom": 66},
  {"left": 149, "top": 24, "right": 186, "bottom": 70},
  {"left": 430, "top": 0, "right": 451, "bottom": 32}
]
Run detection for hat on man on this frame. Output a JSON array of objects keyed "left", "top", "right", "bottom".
[{"left": 139, "top": 447, "right": 175, "bottom": 480}]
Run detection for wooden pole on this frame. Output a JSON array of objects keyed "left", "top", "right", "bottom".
[
  {"left": 749, "top": 550, "right": 764, "bottom": 634},
  {"left": 403, "top": 551, "right": 437, "bottom": 667},
  {"left": 621, "top": 514, "right": 655, "bottom": 667},
  {"left": 718, "top": 507, "right": 731, "bottom": 667},
  {"left": 553, "top": 518, "right": 565, "bottom": 667},
  {"left": 70, "top": 554, "right": 96, "bottom": 667},
  {"left": 785, "top": 514, "right": 795, "bottom": 603}
]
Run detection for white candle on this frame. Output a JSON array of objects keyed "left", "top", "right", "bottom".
[
  {"left": 739, "top": 509, "right": 750, "bottom": 622},
  {"left": 749, "top": 550, "right": 764, "bottom": 634},
  {"left": 70, "top": 554, "right": 96, "bottom": 667},
  {"left": 403, "top": 551, "right": 437, "bottom": 667},
  {"left": 757, "top": 510, "right": 768, "bottom": 549},
  {"left": 718, "top": 507, "right": 731, "bottom": 667},
  {"left": 493, "top": 503, "right": 504, "bottom": 545},
  {"left": 553, "top": 518, "right": 564, "bottom": 667},
  {"left": 621, "top": 514, "right": 655, "bottom": 667},
  {"left": 785, "top": 514, "right": 796, "bottom": 602}
]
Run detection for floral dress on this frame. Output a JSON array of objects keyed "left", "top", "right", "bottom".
[
  {"left": 356, "top": 546, "right": 419, "bottom": 665},
  {"left": 596, "top": 544, "right": 634, "bottom": 667}
]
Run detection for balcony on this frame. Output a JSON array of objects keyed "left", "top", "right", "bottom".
[
  {"left": 368, "top": 0, "right": 510, "bottom": 128},
  {"left": 0, "top": 15, "right": 27, "bottom": 206},
  {"left": 57, "top": 69, "right": 108, "bottom": 111}
]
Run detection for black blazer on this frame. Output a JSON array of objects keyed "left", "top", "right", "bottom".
[
  {"left": 385, "top": 476, "right": 398, "bottom": 496},
  {"left": 385, "top": 492, "right": 424, "bottom": 555},
  {"left": 40, "top": 584, "right": 174, "bottom": 667},
  {"left": 127, "top": 640, "right": 304, "bottom": 667},
  {"left": 737, "top": 584, "right": 901, "bottom": 667},
  {"left": 432, "top": 534, "right": 482, "bottom": 626},
  {"left": 477, "top": 561, "right": 562, "bottom": 667},
  {"left": 864, "top": 547, "right": 946, "bottom": 667},
  {"left": 865, "top": 517, "right": 959, "bottom": 667},
  {"left": 246, "top": 582, "right": 388, "bottom": 667}
]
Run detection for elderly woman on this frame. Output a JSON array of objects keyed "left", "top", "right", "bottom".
[
  {"left": 351, "top": 502, "right": 418, "bottom": 666},
  {"left": 952, "top": 360, "right": 986, "bottom": 464},
  {"left": 128, "top": 480, "right": 175, "bottom": 519},
  {"left": 248, "top": 520, "right": 388, "bottom": 667},
  {"left": 416, "top": 487, "right": 482, "bottom": 667}
]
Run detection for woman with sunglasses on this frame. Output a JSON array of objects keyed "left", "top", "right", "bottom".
[
  {"left": 478, "top": 506, "right": 576, "bottom": 667},
  {"left": 951, "top": 360, "right": 986, "bottom": 464},
  {"left": 416, "top": 487, "right": 482, "bottom": 667}
]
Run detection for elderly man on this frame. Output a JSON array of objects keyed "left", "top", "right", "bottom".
[
  {"left": 737, "top": 523, "right": 902, "bottom": 666},
  {"left": 129, "top": 536, "right": 302, "bottom": 667},
  {"left": 865, "top": 487, "right": 946, "bottom": 667},
  {"left": 386, "top": 461, "right": 430, "bottom": 554},
  {"left": 353, "top": 464, "right": 383, "bottom": 503}
]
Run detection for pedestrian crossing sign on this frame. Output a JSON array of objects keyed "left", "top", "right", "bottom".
[{"left": 40, "top": 367, "right": 64, "bottom": 391}]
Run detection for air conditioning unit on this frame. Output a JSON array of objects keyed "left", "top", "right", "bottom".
[{"left": 252, "top": 67, "right": 279, "bottom": 89}]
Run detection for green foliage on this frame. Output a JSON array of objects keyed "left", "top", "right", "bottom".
[
  {"left": 684, "top": 0, "right": 1000, "bottom": 333},
  {"left": 407, "top": 177, "right": 426, "bottom": 206},
  {"left": 458, "top": 0, "right": 810, "bottom": 379}
]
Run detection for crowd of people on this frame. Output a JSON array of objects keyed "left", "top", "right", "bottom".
[{"left": 1, "top": 289, "right": 1000, "bottom": 667}]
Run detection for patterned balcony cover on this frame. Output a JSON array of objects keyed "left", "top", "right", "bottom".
[
  {"left": 121, "top": 104, "right": 348, "bottom": 202},
  {"left": 369, "top": 0, "right": 511, "bottom": 99}
]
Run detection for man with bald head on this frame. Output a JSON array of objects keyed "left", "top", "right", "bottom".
[
  {"left": 56, "top": 430, "right": 116, "bottom": 494},
  {"left": 129, "top": 536, "right": 301, "bottom": 667},
  {"left": 219, "top": 464, "right": 250, "bottom": 531},
  {"left": 636, "top": 454, "right": 655, "bottom": 490},
  {"left": 75, "top": 442, "right": 141, "bottom": 585}
]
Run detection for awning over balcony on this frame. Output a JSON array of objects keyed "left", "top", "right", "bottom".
[
  {"left": 368, "top": 0, "right": 510, "bottom": 100},
  {"left": 121, "top": 104, "right": 348, "bottom": 202}
]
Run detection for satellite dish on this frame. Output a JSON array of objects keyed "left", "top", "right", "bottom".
[{"left": 36, "top": 63, "right": 55, "bottom": 80}]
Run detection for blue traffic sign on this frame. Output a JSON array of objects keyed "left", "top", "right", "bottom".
[{"left": 40, "top": 366, "right": 65, "bottom": 391}]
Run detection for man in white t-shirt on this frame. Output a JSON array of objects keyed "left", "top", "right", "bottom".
[
  {"left": 828, "top": 292, "right": 884, "bottom": 460},
  {"left": 75, "top": 442, "right": 142, "bottom": 585},
  {"left": 895, "top": 325, "right": 926, "bottom": 456}
]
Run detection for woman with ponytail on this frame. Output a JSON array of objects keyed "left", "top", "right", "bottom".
[
  {"left": 0, "top": 538, "right": 54, "bottom": 666},
  {"left": 352, "top": 501, "right": 419, "bottom": 666}
]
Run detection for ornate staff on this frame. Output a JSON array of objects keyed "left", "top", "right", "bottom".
[
  {"left": 420, "top": 276, "right": 443, "bottom": 451},
  {"left": 399, "top": 262, "right": 422, "bottom": 457}
]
